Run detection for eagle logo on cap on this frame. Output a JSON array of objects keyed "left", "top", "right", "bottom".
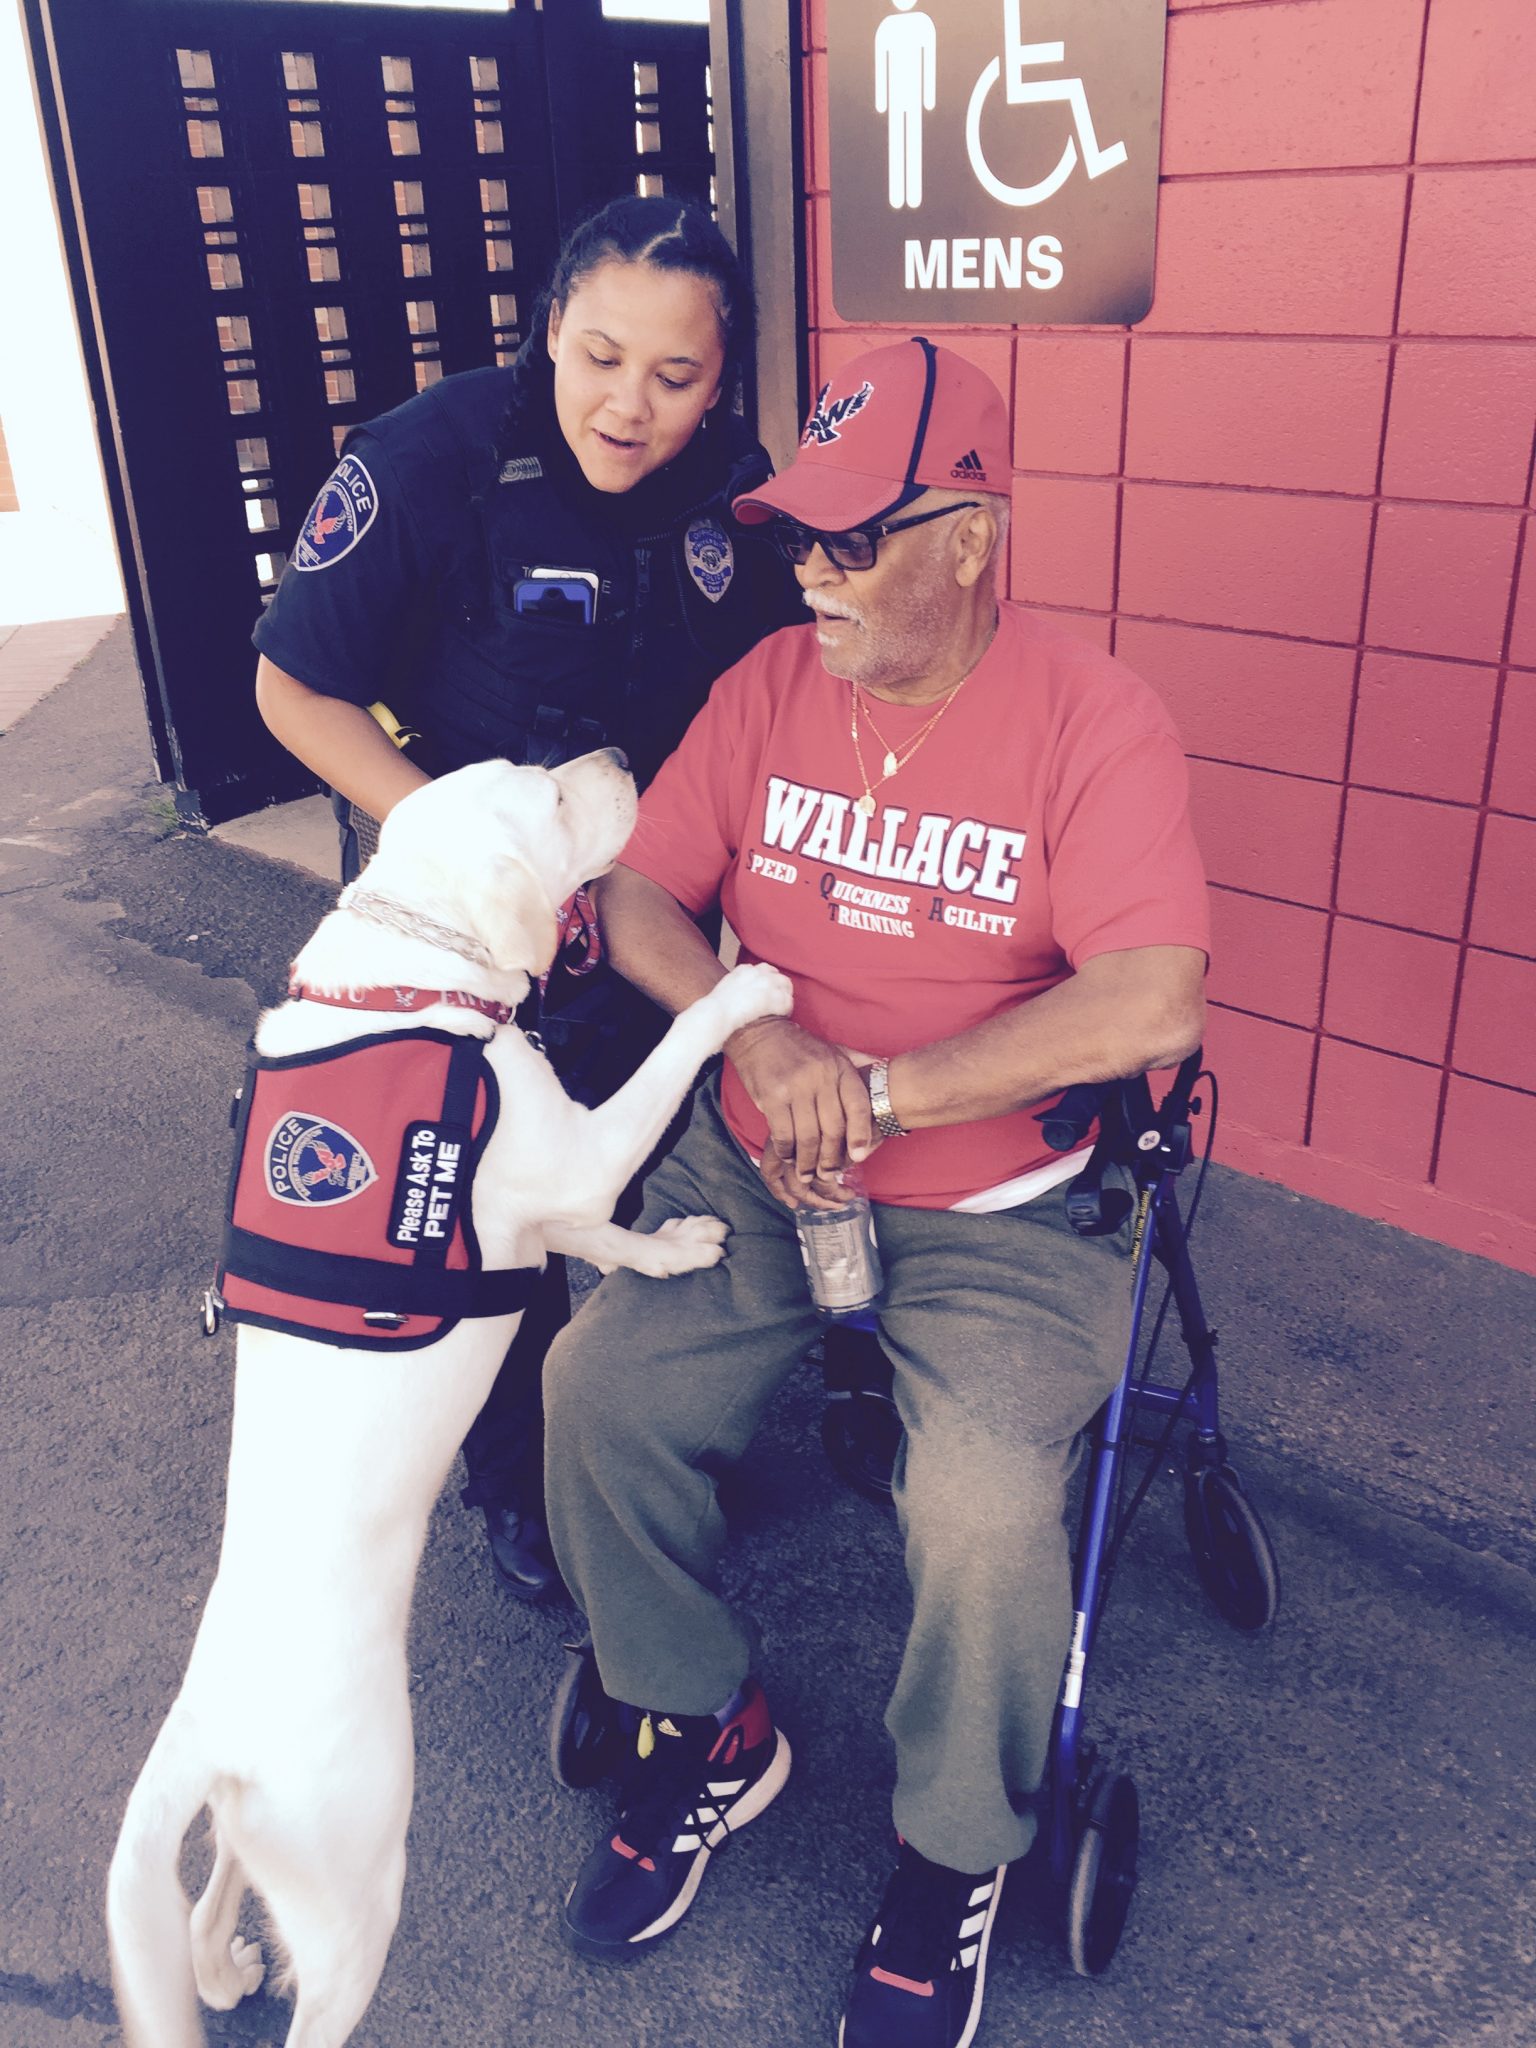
[{"left": 802, "top": 380, "right": 874, "bottom": 448}]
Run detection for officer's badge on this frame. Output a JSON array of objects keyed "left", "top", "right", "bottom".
[
  {"left": 685, "top": 515, "right": 734, "bottom": 603},
  {"left": 293, "top": 455, "right": 378, "bottom": 572},
  {"left": 264, "top": 1113, "right": 377, "bottom": 1205}
]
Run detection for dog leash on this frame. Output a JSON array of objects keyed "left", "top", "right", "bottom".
[
  {"left": 287, "top": 977, "right": 518, "bottom": 1026},
  {"left": 539, "top": 885, "right": 602, "bottom": 996},
  {"left": 289, "top": 886, "right": 603, "bottom": 1041}
]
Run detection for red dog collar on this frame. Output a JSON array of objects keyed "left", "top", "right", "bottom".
[{"left": 288, "top": 978, "right": 518, "bottom": 1027}]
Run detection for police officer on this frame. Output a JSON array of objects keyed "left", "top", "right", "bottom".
[{"left": 253, "top": 196, "right": 800, "bottom": 1598}]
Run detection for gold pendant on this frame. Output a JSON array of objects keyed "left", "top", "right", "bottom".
[
  {"left": 855, "top": 792, "right": 877, "bottom": 818},
  {"left": 882, "top": 749, "right": 898, "bottom": 779}
]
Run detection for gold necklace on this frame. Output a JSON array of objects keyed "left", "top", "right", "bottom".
[{"left": 849, "top": 675, "right": 974, "bottom": 817}]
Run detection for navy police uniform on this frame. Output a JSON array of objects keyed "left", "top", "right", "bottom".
[{"left": 253, "top": 363, "right": 800, "bottom": 1538}]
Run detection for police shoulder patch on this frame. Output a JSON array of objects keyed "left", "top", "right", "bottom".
[
  {"left": 684, "top": 515, "right": 734, "bottom": 603},
  {"left": 265, "top": 1113, "right": 378, "bottom": 1205},
  {"left": 293, "top": 455, "right": 379, "bottom": 572}
]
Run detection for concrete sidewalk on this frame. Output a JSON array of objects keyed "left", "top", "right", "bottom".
[{"left": 2, "top": 624, "right": 1533, "bottom": 2048}]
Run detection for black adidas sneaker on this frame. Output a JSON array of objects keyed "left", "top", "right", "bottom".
[
  {"left": 839, "top": 1842, "right": 1006, "bottom": 2048},
  {"left": 562, "top": 1680, "right": 791, "bottom": 1964}
]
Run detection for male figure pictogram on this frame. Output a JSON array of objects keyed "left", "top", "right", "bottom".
[{"left": 875, "top": 0, "right": 936, "bottom": 210}]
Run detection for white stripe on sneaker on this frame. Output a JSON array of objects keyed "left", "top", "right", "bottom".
[{"left": 631, "top": 1728, "right": 793, "bottom": 1946}]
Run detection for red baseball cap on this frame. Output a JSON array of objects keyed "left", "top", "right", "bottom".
[{"left": 734, "top": 336, "right": 1011, "bottom": 532}]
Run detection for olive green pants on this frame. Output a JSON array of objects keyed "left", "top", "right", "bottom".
[{"left": 544, "top": 1078, "right": 1131, "bottom": 1872}]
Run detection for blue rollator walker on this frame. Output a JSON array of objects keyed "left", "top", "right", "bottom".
[{"left": 551, "top": 1053, "right": 1280, "bottom": 1978}]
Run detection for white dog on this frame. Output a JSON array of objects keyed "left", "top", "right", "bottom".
[{"left": 106, "top": 752, "right": 792, "bottom": 2048}]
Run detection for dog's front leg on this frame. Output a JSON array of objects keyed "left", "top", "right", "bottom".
[
  {"left": 573, "top": 961, "right": 793, "bottom": 1198},
  {"left": 544, "top": 1215, "right": 730, "bottom": 1277}
]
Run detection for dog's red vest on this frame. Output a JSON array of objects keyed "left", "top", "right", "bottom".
[{"left": 215, "top": 1030, "right": 538, "bottom": 1350}]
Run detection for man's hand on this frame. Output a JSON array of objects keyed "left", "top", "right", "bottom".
[{"left": 726, "top": 1017, "right": 879, "bottom": 1209}]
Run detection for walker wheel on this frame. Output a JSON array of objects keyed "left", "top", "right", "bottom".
[
  {"left": 820, "top": 1394, "right": 902, "bottom": 1507},
  {"left": 1067, "top": 1771, "right": 1140, "bottom": 1977},
  {"left": 1183, "top": 1465, "right": 1281, "bottom": 1632},
  {"left": 549, "top": 1638, "right": 622, "bottom": 1789}
]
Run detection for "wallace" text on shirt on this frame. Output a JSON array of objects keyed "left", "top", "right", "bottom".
[{"left": 761, "top": 777, "right": 1026, "bottom": 905}]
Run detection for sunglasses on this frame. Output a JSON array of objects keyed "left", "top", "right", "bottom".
[{"left": 766, "top": 500, "right": 982, "bottom": 572}]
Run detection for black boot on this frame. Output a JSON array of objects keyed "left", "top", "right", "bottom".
[
  {"left": 466, "top": 1488, "right": 563, "bottom": 1602},
  {"left": 459, "top": 1259, "right": 569, "bottom": 1599}
]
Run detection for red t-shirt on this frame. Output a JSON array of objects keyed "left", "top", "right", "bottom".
[{"left": 624, "top": 603, "right": 1210, "bottom": 1208}]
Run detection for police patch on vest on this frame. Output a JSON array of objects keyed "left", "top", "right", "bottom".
[
  {"left": 294, "top": 456, "right": 378, "bottom": 571},
  {"left": 387, "top": 1120, "right": 470, "bottom": 1250},
  {"left": 265, "top": 1113, "right": 378, "bottom": 1204},
  {"left": 685, "top": 516, "right": 734, "bottom": 603}
]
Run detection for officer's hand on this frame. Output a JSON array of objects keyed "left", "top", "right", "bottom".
[{"left": 725, "top": 1017, "right": 879, "bottom": 1209}]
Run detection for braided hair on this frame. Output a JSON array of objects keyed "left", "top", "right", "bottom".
[{"left": 499, "top": 194, "right": 755, "bottom": 447}]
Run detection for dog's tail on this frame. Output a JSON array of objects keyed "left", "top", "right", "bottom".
[{"left": 106, "top": 1707, "right": 213, "bottom": 2048}]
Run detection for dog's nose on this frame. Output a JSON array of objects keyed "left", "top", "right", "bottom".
[{"left": 604, "top": 746, "right": 630, "bottom": 773}]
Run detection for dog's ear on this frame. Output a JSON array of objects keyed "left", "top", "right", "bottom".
[{"left": 477, "top": 852, "right": 561, "bottom": 976}]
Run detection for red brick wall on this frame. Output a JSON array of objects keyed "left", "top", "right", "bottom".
[{"left": 800, "top": 0, "right": 1536, "bottom": 1274}]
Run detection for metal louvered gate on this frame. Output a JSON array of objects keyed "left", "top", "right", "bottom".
[{"left": 22, "top": 0, "right": 719, "bottom": 824}]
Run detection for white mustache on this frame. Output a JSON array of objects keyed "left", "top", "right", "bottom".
[{"left": 803, "top": 594, "right": 860, "bottom": 624}]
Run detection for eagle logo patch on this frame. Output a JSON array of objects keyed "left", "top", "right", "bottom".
[
  {"left": 265, "top": 1113, "right": 378, "bottom": 1205},
  {"left": 293, "top": 456, "right": 378, "bottom": 572}
]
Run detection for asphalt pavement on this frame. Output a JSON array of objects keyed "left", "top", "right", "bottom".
[{"left": 2, "top": 627, "right": 1534, "bottom": 2048}]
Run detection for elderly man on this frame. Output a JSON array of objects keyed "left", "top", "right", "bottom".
[{"left": 543, "top": 337, "right": 1208, "bottom": 2048}]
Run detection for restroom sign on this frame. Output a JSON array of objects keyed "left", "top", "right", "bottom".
[{"left": 828, "top": 0, "right": 1167, "bottom": 325}]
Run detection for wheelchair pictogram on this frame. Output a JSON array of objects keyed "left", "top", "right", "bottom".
[{"left": 965, "top": 1, "right": 1129, "bottom": 209}]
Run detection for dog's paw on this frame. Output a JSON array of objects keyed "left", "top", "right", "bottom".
[
  {"left": 197, "top": 1936, "right": 265, "bottom": 2010},
  {"left": 636, "top": 1215, "right": 730, "bottom": 1275},
  {"left": 709, "top": 962, "right": 794, "bottom": 1037}
]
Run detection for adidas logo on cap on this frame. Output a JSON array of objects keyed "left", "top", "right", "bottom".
[{"left": 951, "top": 449, "right": 987, "bottom": 480}]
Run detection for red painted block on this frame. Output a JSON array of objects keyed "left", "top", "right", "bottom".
[
  {"left": 811, "top": 197, "right": 849, "bottom": 330},
  {"left": 1454, "top": 949, "right": 1536, "bottom": 1094},
  {"left": 1365, "top": 503, "right": 1521, "bottom": 665},
  {"left": 1120, "top": 484, "right": 1372, "bottom": 643},
  {"left": 1188, "top": 759, "right": 1342, "bottom": 907},
  {"left": 1418, "top": 0, "right": 1536, "bottom": 165},
  {"left": 1469, "top": 812, "right": 1536, "bottom": 958},
  {"left": 1381, "top": 343, "right": 1536, "bottom": 508},
  {"left": 1115, "top": 619, "right": 1355, "bottom": 782},
  {"left": 806, "top": 52, "right": 829, "bottom": 194},
  {"left": 804, "top": 0, "right": 827, "bottom": 53},
  {"left": 1400, "top": 168, "right": 1536, "bottom": 339},
  {"left": 1137, "top": 174, "right": 1405, "bottom": 338},
  {"left": 1011, "top": 477, "right": 1117, "bottom": 614},
  {"left": 1203, "top": 1004, "right": 1315, "bottom": 1144},
  {"left": 1025, "top": 607, "right": 1114, "bottom": 652},
  {"left": 1126, "top": 338, "right": 1388, "bottom": 496},
  {"left": 1310, "top": 1038, "right": 1441, "bottom": 1184},
  {"left": 1511, "top": 527, "right": 1536, "bottom": 669},
  {"left": 1014, "top": 336, "right": 1126, "bottom": 476},
  {"left": 1490, "top": 672, "right": 1536, "bottom": 818},
  {"left": 1322, "top": 917, "right": 1460, "bottom": 1062},
  {"left": 1161, "top": 0, "right": 1421, "bottom": 176},
  {"left": 1437, "top": 1073, "right": 1536, "bottom": 1226},
  {"left": 1350, "top": 652, "right": 1498, "bottom": 806},
  {"left": 1207, "top": 887, "right": 1327, "bottom": 1026},
  {"left": 1336, "top": 788, "right": 1479, "bottom": 937}
]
